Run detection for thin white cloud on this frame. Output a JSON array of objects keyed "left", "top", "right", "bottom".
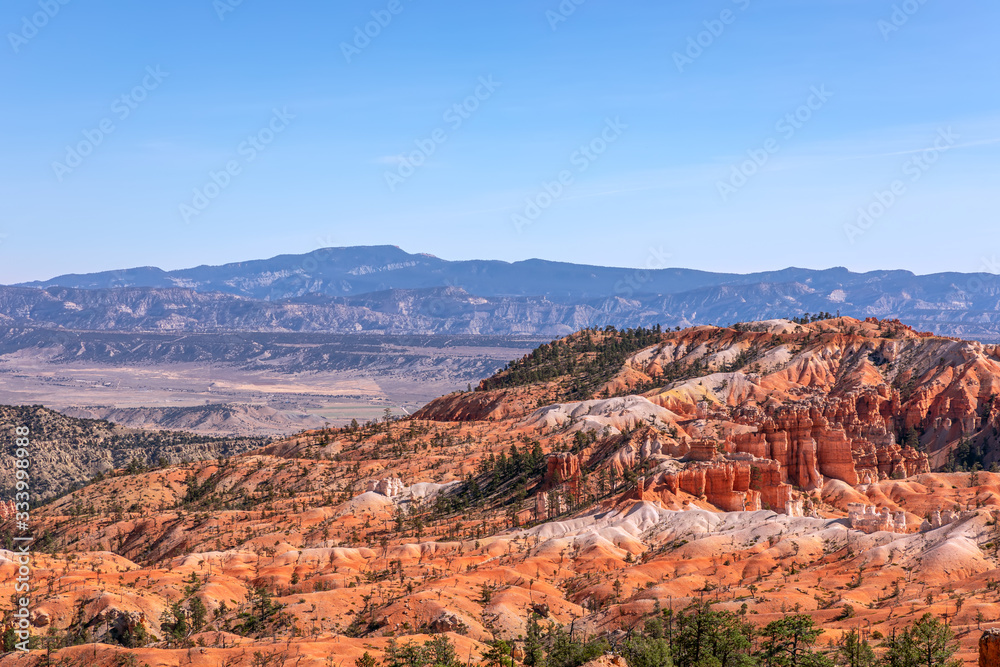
[{"left": 837, "top": 137, "right": 1000, "bottom": 162}]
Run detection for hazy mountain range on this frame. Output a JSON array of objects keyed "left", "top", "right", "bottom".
[{"left": 6, "top": 245, "right": 1000, "bottom": 339}]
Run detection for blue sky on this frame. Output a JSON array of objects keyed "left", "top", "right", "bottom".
[{"left": 1, "top": 0, "right": 998, "bottom": 283}]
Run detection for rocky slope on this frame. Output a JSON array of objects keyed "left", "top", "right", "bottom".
[
  {"left": 6, "top": 318, "right": 1000, "bottom": 666},
  {"left": 454, "top": 317, "right": 1000, "bottom": 484},
  {"left": 0, "top": 405, "right": 269, "bottom": 499},
  {"left": 59, "top": 403, "right": 329, "bottom": 437}
]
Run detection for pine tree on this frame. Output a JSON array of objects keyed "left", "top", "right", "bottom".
[
  {"left": 837, "top": 629, "right": 877, "bottom": 667},
  {"left": 759, "top": 614, "right": 831, "bottom": 667}
]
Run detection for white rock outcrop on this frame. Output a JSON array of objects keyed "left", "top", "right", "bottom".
[{"left": 366, "top": 477, "right": 405, "bottom": 497}]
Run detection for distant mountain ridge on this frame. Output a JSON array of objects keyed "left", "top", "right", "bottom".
[
  {"left": 7, "top": 245, "right": 1000, "bottom": 339},
  {"left": 18, "top": 245, "right": 737, "bottom": 300}
]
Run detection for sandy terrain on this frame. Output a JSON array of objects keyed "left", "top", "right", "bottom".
[{"left": 0, "top": 334, "right": 540, "bottom": 434}]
